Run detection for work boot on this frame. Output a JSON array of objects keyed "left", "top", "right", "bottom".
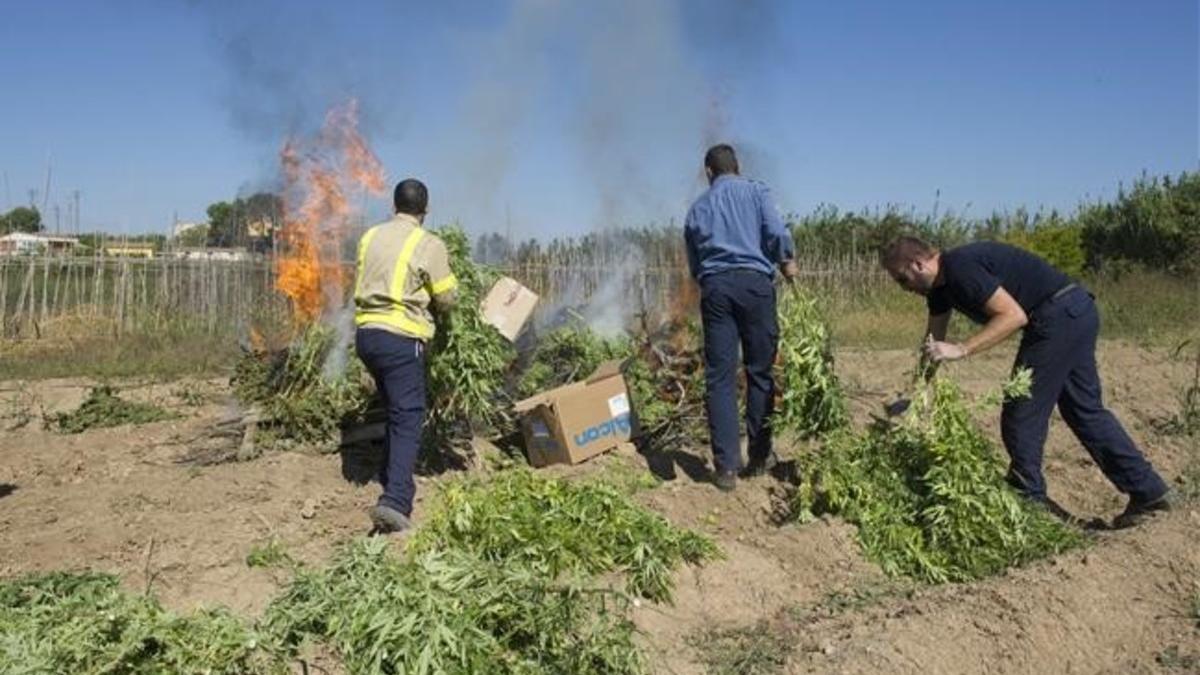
[
  {"left": 1111, "top": 491, "right": 1171, "bottom": 530},
  {"left": 739, "top": 452, "right": 779, "bottom": 479},
  {"left": 713, "top": 470, "right": 737, "bottom": 493},
  {"left": 369, "top": 504, "right": 412, "bottom": 534}
]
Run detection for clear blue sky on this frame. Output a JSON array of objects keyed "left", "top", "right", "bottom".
[{"left": 1, "top": 0, "right": 1196, "bottom": 238}]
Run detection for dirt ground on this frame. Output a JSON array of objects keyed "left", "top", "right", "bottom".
[{"left": 1, "top": 341, "right": 1197, "bottom": 674}]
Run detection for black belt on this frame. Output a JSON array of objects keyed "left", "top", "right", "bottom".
[{"left": 1030, "top": 283, "right": 1080, "bottom": 317}]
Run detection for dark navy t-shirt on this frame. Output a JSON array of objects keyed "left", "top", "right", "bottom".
[{"left": 926, "top": 241, "right": 1071, "bottom": 325}]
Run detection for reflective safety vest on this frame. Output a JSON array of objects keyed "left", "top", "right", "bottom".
[{"left": 353, "top": 213, "right": 457, "bottom": 341}]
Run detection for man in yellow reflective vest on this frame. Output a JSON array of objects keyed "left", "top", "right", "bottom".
[{"left": 353, "top": 178, "right": 457, "bottom": 534}]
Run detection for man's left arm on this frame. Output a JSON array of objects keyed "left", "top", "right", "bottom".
[
  {"left": 925, "top": 287, "right": 1027, "bottom": 362},
  {"left": 683, "top": 210, "right": 701, "bottom": 280},
  {"left": 425, "top": 239, "right": 458, "bottom": 312},
  {"left": 758, "top": 184, "right": 797, "bottom": 278}
]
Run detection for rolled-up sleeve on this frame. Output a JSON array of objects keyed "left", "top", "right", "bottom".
[{"left": 758, "top": 184, "right": 794, "bottom": 264}]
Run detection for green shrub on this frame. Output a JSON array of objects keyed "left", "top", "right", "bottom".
[
  {"left": 1004, "top": 222, "right": 1086, "bottom": 278},
  {"left": 424, "top": 225, "right": 515, "bottom": 458},
  {"left": 231, "top": 324, "right": 371, "bottom": 449},
  {"left": 774, "top": 287, "right": 849, "bottom": 438},
  {"left": 48, "top": 385, "right": 178, "bottom": 434},
  {"left": 264, "top": 538, "right": 646, "bottom": 675},
  {"left": 791, "top": 375, "right": 1083, "bottom": 583},
  {"left": 408, "top": 469, "right": 719, "bottom": 602},
  {"left": 0, "top": 571, "right": 284, "bottom": 674},
  {"left": 1079, "top": 172, "right": 1200, "bottom": 274},
  {"left": 517, "top": 325, "right": 631, "bottom": 398}
]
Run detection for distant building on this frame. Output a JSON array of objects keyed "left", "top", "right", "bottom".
[
  {"left": 172, "top": 221, "right": 206, "bottom": 237},
  {"left": 246, "top": 219, "right": 275, "bottom": 239},
  {"left": 169, "top": 247, "right": 257, "bottom": 262},
  {"left": 0, "top": 232, "right": 80, "bottom": 256},
  {"left": 102, "top": 242, "right": 157, "bottom": 258}
]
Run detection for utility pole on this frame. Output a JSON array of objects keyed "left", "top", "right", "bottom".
[
  {"left": 54, "top": 204, "right": 61, "bottom": 235},
  {"left": 2, "top": 171, "right": 10, "bottom": 209},
  {"left": 73, "top": 190, "right": 81, "bottom": 235},
  {"left": 41, "top": 159, "right": 52, "bottom": 214}
]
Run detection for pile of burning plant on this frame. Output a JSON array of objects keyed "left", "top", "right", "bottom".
[
  {"left": 205, "top": 103, "right": 513, "bottom": 467},
  {"left": 226, "top": 226, "right": 514, "bottom": 467}
]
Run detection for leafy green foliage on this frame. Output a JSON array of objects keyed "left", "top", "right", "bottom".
[
  {"left": 232, "top": 324, "right": 371, "bottom": 449},
  {"left": 408, "top": 469, "right": 719, "bottom": 602},
  {"left": 48, "top": 385, "right": 177, "bottom": 434},
  {"left": 0, "top": 571, "right": 285, "bottom": 674},
  {"left": 517, "top": 325, "right": 631, "bottom": 398},
  {"left": 264, "top": 538, "right": 646, "bottom": 675},
  {"left": 246, "top": 539, "right": 295, "bottom": 569},
  {"left": 0, "top": 206, "right": 42, "bottom": 235},
  {"left": 1000, "top": 219, "right": 1086, "bottom": 278},
  {"left": 774, "top": 287, "right": 849, "bottom": 438},
  {"left": 205, "top": 192, "right": 281, "bottom": 249},
  {"left": 1078, "top": 172, "right": 1200, "bottom": 274},
  {"left": 791, "top": 377, "right": 1083, "bottom": 583},
  {"left": 424, "top": 225, "right": 515, "bottom": 459},
  {"left": 784, "top": 170, "right": 1200, "bottom": 275},
  {"left": 511, "top": 315, "right": 705, "bottom": 453}
]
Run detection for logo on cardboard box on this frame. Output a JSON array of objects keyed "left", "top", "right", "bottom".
[{"left": 573, "top": 412, "right": 632, "bottom": 447}]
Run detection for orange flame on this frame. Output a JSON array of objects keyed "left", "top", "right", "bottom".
[{"left": 274, "top": 100, "right": 387, "bottom": 327}]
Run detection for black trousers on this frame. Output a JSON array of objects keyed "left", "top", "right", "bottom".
[
  {"left": 1000, "top": 288, "right": 1167, "bottom": 502},
  {"left": 355, "top": 328, "right": 426, "bottom": 516},
  {"left": 700, "top": 269, "right": 779, "bottom": 472}
]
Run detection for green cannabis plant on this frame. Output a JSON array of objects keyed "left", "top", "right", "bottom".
[
  {"left": 264, "top": 538, "right": 646, "bottom": 675},
  {"left": 231, "top": 323, "right": 372, "bottom": 448},
  {"left": 48, "top": 385, "right": 178, "bottom": 434},
  {"left": 791, "top": 373, "right": 1083, "bottom": 583},
  {"left": 773, "top": 286, "right": 849, "bottom": 438},
  {"left": 0, "top": 571, "right": 285, "bottom": 674},
  {"left": 408, "top": 469, "right": 720, "bottom": 602}
]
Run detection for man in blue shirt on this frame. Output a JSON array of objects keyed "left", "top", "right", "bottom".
[
  {"left": 881, "top": 236, "right": 1170, "bottom": 528},
  {"left": 685, "top": 144, "right": 798, "bottom": 491}
]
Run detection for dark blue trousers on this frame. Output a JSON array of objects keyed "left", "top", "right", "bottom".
[
  {"left": 700, "top": 269, "right": 779, "bottom": 473},
  {"left": 355, "top": 328, "right": 426, "bottom": 516},
  {"left": 1001, "top": 288, "right": 1167, "bottom": 502}
]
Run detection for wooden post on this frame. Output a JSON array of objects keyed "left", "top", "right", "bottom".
[
  {"left": 0, "top": 259, "right": 8, "bottom": 334},
  {"left": 50, "top": 257, "right": 64, "bottom": 320},
  {"left": 39, "top": 254, "right": 50, "bottom": 323}
]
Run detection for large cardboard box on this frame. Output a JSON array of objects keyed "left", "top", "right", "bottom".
[
  {"left": 513, "top": 360, "right": 635, "bottom": 467},
  {"left": 480, "top": 276, "right": 539, "bottom": 342}
]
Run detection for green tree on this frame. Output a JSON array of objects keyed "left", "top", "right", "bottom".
[
  {"left": 204, "top": 192, "right": 283, "bottom": 249},
  {"left": 242, "top": 192, "right": 283, "bottom": 225},
  {"left": 1078, "top": 172, "right": 1200, "bottom": 274},
  {"left": 0, "top": 206, "right": 43, "bottom": 234},
  {"left": 205, "top": 201, "right": 238, "bottom": 247},
  {"left": 176, "top": 224, "right": 210, "bottom": 248}
]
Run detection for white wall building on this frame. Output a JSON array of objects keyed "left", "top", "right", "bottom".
[{"left": 0, "top": 232, "right": 80, "bottom": 256}]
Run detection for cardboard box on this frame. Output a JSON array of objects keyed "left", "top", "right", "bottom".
[
  {"left": 513, "top": 360, "right": 635, "bottom": 467},
  {"left": 480, "top": 276, "right": 539, "bottom": 342}
]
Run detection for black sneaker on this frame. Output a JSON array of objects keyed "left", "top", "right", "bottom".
[
  {"left": 1111, "top": 491, "right": 1171, "bottom": 530},
  {"left": 369, "top": 504, "right": 412, "bottom": 534},
  {"left": 739, "top": 453, "right": 779, "bottom": 479},
  {"left": 713, "top": 470, "right": 737, "bottom": 492}
]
